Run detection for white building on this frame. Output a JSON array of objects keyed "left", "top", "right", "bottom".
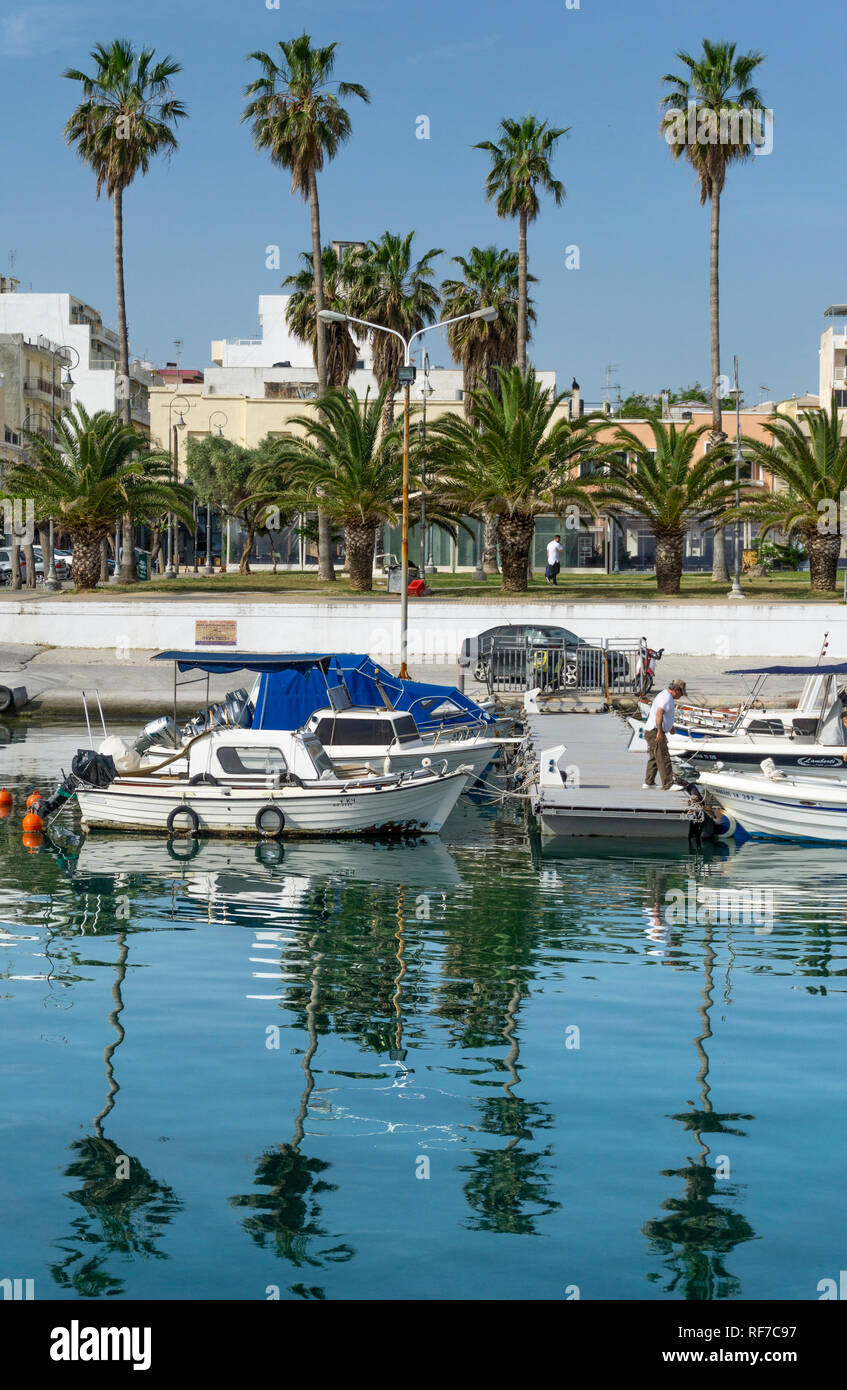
[
  {"left": 0, "top": 278, "right": 151, "bottom": 430},
  {"left": 208, "top": 285, "right": 555, "bottom": 404},
  {"left": 819, "top": 304, "right": 847, "bottom": 408}
]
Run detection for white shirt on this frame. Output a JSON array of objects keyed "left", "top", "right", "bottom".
[
  {"left": 645, "top": 688, "right": 675, "bottom": 732},
  {"left": 546, "top": 540, "right": 563, "bottom": 565}
]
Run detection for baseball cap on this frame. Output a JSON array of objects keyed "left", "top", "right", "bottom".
[{"left": 668, "top": 678, "right": 686, "bottom": 694}]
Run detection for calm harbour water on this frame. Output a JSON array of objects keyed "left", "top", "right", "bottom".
[{"left": 1, "top": 726, "right": 845, "bottom": 1301}]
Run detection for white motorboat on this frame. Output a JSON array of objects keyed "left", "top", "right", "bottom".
[
  {"left": 697, "top": 758, "right": 847, "bottom": 843},
  {"left": 121, "top": 651, "right": 505, "bottom": 785},
  {"left": 628, "top": 664, "right": 847, "bottom": 776},
  {"left": 49, "top": 727, "right": 474, "bottom": 838}
]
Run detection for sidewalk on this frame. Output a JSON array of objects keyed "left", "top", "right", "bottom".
[{"left": 0, "top": 645, "right": 809, "bottom": 722}]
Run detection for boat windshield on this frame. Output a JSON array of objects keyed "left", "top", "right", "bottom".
[
  {"left": 299, "top": 731, "right": 336, "bottom": 776},
  {"left": 392, "top": 715, "right": 420, "bottom": 745}
]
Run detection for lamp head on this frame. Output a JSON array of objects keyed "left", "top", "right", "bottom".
[
  {"left": 317, "top": 309, "right": 347, "bottom": 324},
  {"left": 474, "top": 306, "right": 498, "bottom": 324}
]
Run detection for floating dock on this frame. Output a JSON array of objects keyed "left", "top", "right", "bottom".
[{"left": 527, "top": 710, "right": 698, "bottom": 840}]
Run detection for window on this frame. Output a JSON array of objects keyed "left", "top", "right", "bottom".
[
  {"left": 392, "top": 715, "right": 420, "bottom": 745},
  {"left": 313, "top": 718, "right": 393, "bottom": 747},
  {"left": 216, "top": 745, "right": 288, "bottom": 775}
]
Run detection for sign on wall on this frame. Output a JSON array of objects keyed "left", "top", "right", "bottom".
[{"left": 195, "top": 620, "right": 237, "bottom": 647}]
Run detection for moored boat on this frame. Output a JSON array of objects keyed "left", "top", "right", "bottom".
[{"left": 697, "top": 758, "right": 847, "bottom": 843}]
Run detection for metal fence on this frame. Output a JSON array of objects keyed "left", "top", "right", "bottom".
[{"left": 471, "top": 637, "right": 648, "bottom": 698}]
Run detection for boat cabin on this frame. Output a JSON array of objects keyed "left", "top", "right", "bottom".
[
  {"left": 187, "top": 728, "right": 337, "bottom": 784},
  {"left": 306, "top": 706, "right": 421, "bottom": 750}
]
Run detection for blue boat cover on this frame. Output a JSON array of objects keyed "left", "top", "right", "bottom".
[
  {"left": 725, "top": 664, "right": 847, "bottom": 675},
  {"left": 251, "top": 653, "right": 494, "bottom": 733},
  {"left": 152, "top": 651, "right": 336, "bottom": 675}
]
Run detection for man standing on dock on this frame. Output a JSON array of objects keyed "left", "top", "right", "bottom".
[{"left": 642, "top": 679, "right": 687, "bottom": 792}]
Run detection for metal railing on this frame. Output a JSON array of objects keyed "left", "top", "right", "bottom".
[{"left": 472, "top": 637, "right": 647, "bottom": 698}]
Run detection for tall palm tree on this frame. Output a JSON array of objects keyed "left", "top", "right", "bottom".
[
  {"left": 3, "top": 406, "right": 192, "bottom": 591},
  {"left": 660, "top": 39, "right": 766, "bottom": 581},
  {"left": 242, "top": 34, "right": 370, "bottom": 581},
  {"left": 345, "top": 231, "right": 443, "bottom": 431},
  {"left": 283, "top": 246, "right": 359, "bottom": 390},
  {"left": 473, "top": 117, "right": 567, "bottom": 374},
  {"left": 441, "top": 245, "right": 534, "bottom": 571},
  {"left": 249, "top": 386, "right": 402, "bottom": 592},
  {"left": 729, "top": 398, "right": 847, "bottom": 593},
  {"left": 595, "top": 420, "right": 736, "bottom": 594},
  {"left": 64, "top": 39, "right": 186, "bottom": 583},
  {"left": 424, "top": 367, "right": 600, "bottom": 592}
]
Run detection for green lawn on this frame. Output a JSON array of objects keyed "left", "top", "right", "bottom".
[{"left": 56, "top": 568, "right": 843, "bottom": 602}]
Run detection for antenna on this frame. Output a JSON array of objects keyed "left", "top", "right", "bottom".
[
  {"left": 604, "top": 363, "right": 620, "bottom": 412},
  {"left": 759, "top": 384, "right": 770, "bottom": 404},
  {"left": 8, "top": 250, "right": 15, "bottom": 274}
]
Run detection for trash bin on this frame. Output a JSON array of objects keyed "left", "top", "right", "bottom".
[
  {"left": 387, "top": 563, "right": 420, "bottom": 594},
  {"left": 136, "top": 550, "right": 150, "bottom": 581}
]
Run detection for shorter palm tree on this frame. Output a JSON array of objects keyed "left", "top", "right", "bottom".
[
  {"left": 729, "top": 397, "right": 847, "bottom": 592},
  {"left": 595, "top": 420, "right": 736, "bottom": 593},
  {"left": 283, "top": 245, "right": 360, "bottom": 390},
  {"left": 3, "top": 405, "right": 192, "bottom": 590},
  {"left": 249, "top": 385, "right": 403, "bottom": 592},
  {"left": 424, "top": 366, "right": 600, "bottom": 592}
]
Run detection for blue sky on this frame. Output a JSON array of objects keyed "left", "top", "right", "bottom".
[{"left": 1, "top": 0, "right": 844, "bottom": 403}]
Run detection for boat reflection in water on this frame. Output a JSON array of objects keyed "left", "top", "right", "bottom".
[{"left": 49, "top": 927, "right": 183, "bottom": 1297}]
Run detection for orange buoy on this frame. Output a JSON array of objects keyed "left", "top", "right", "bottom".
[
  {"left": 26, "top": 791, "right": 43, "bottom": 809},
  {"left": 22, "top": 830, "right": 43, "bottom": 852},
  {"left": 0, "top": 787, "right": 12, "bottom": 808},
  {"left": 0, "top": 802, "right": 11, "bottom": 820},
  {"left": 22, "top": 810, "right": 43, "bottom": 832}
]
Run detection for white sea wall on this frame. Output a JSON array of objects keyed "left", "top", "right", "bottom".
[{"left": 0, "top": 598, "right": 840, "bottom": 659}]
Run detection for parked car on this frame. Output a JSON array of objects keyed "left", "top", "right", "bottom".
[
  {"left": 458, "top": 624, "right": 630, "bottom": 687},
  {"left": 0, "top": 545, "right": 43, "bottom": 584}
]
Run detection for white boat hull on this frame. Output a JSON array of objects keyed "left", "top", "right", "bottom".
[
  {"left": 698, "top": 768, "right": 847, "bottom": 843},
  {"left": 77, "top": 768, "right": 471, "bottom": 837}
]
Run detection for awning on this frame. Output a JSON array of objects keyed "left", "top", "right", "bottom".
[
  {"left": 151, "top": 651, "right": 341, "bottom": 675},
  {"left": 725, "top": 664, "right": 847, "bottom": 675}
]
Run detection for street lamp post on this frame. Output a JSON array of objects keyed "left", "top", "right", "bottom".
[
  {"left": 206, "top": 412, "right": 228, "bottom": 575},
  {"left": 46, "top": 343, "right": 80, "bottom": 590},
  {"left": 166, "top": 394, "right": 191, "bottom": 578},
  {"left": 417, "top": 353, "right": 436, "bottom": 574},
  {"left": 728, "top": 356, "right": 745, "bottom": 600},
  {"left": 318, "top": 305, "right": 497, "bottom": 678}
]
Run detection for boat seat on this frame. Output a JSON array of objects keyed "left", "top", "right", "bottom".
[
  {"left": 746, "top": 718, "right": 785, "bottom": 736},
  {"left": 791, "top": 717, "right": 819, "bottom": 737}
]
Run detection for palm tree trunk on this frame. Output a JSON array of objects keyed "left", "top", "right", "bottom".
[
  {"left": 345, "top": 520, "right": 379, "bottom": 592},
  {"left": 517, "top": 209, "right": 528, "bottom": 375},
  {"left": 483, "top": 513, "right": 500, "bottom": 574},
  {"left": 655, "top": 530, "right": 684, "bottom": 595},
  {"left": 72, "top": 530, "right": 107, "bottom": 592},
  {"left": 708, "top": 188, "right": 729, "bottom": 583},
  {"left": 805, "top": 528, "right": 841, "bottom": 592},
  {"left": 100, "top": 540, "right": 109, "bottom": 584},
  {"left": 308, "top": 165, "right": 334, "bottom": 584},
  {"left": 23, "top": 541, "right": 36, "bottom": 589},
  {"left": 113, "top": 185, "right": 138, "bottom": 583},
  {"left": 498, "top": 512, "right": 535, "bottom": 592},
  {"left": 11, "top": 539, "right": 21, "bottom": 590}
]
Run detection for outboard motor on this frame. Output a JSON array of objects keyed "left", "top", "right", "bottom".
[
  {"left": 39, "top": 749, "right": 119, "bottom": 817},
  {"left": 183, "top": 688, "right": 252, "bottom": 739},
  {"left": 135, "top": 714, "right": 181, "bottom": 755},
  {"left": 224, "top": 688, "right": 252, "bottom": 728}
]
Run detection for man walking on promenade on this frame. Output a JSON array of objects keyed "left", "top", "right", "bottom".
[
  {"left": 546, "top": 535, "right": 563, "bottom": 585},
  {"left": 643, "top": 678, "right": 687, "bottom": 791}
]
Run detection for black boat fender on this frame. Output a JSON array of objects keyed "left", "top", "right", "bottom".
[
  {"left": 167, "top": 804, "right": 200, "bottom": 835},
  {"left": 255, "top": 804, "right": 285, "bottom": 837}
]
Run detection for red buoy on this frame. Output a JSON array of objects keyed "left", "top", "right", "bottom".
[
  {"left": 22, "top": 810, "right": 43, "bottom": 832},
  {"left": 0, "top": 788, "right": 12, "bottom": 808},
  {"left": 25, "top": 791, "right": 43, "bottom": 809}
]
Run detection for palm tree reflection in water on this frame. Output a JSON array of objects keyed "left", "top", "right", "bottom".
[
  {"left": 51, "top": 930, "right": 182, "bottom": 1296},
  {"left": 642, "top": 922, "right": 756, "bottom": 1299}
]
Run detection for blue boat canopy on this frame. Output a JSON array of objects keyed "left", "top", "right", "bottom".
[
  {"left": 725, "top": 664, "right": 847, "bottom": 675},
  {"left": 251, "top": 653, "right": 495, "bottom": 733},
  {"left": 152, "top": 651, "right": 337, "bottom": 675}
]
